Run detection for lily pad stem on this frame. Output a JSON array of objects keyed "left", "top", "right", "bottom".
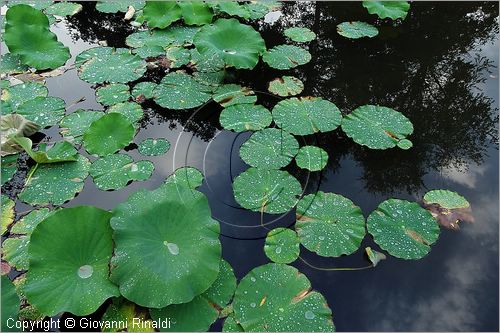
[
  {"left": 25, "top": 163, "right": 39, "bottom": 185},
  {"left": 298, "top": 255, "right": 374, "bottom": 271}
]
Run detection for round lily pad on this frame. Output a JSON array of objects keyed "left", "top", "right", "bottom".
[
  {"left": 264, "top": 228, "right": 300, "bottom": 264},
  {"left": 108, "top": 102, "right": 144, "bottom": 124},
  {"left": 1, "top": 81, "right": 48, "bottom": 114},
  {"left": 268, "top": 76, "right": 304, "bottom": 97},
  {"left": 90, "top": 154, "right": 154, "bottom": 191},
  {"left": 96, "top": 84, "right": 131, "bottom": 106},
  {"left": 110, "top": 184, "right": 221, "bottom": 308},
  {"left": 341, "top": 105, "right": 413, "bottom": 150},
  {"left": 367, "top": 199, "right": 440, "bottom": 259},
  {"left": 272, "top": 97, "right": 342, "bottom": 136},
  {"left": 1, "top": 154, "right": 18, "bottom": 185},
  {"left": 16, "top": 96, "right": 66, "bottom": 128},
  {"left": 1, "top": 276, "right": 20, "bottom": 332},
  {"left": 141, "top": 1, "right": 182, "bottom": 28},
  {"left": 163, "top": 167, "right": 204, "bottom": 190},
  {"left": 132, "top": 82, "right": 158, "bottom": 102},
  {"left": 95, "top": 0, "right": 145, "bottom": 13},
  {"left": 1, "top": 195, "right": 15, "bottom": 235},
  {"left": 213, "top": 84, "right": 257, "bottom": 108},
  {"left": 296, "top": 192, "right": 366, "bottom": 257},
  {"left": 423, "top": 190, "right": 470, "bottom": 209},
  {"left": 178, "top": 1, "right": 213, "bottom": 26},
  {"left": 138, "top": 138, "right": 170, "bottom": 156},
  {"left": 190, "top": 48, "right": 225, "bottom": 73},
  {"left": 295, "top": 145, "right": 328, "bottom": 171},
  {"left": 24, "top": 206, "right": 120, "bottom": 316},
  {"left": 83, "top": 113, "right": 135, "bottom": 157},
  {"left": 125, "top": 30, "right": 174, "bottom": 48},
  {"left": 153, "top": 71, "right": 212, "bottom": 110},
  {"left": 219, "top": 104, "right": 272, "bottom": 132},
  {"left": 233, "top": 167, "right": 302, "bottom": 214},
  {"left": 284, "top": 27, "right": 316, "bottom": 42},
  {"left": 239, "top": 128, "right": 299, "bottom": 169},
  {"left": 59, "top": 109, "right": 104, "bottom": 144},
  {"left": 337, "top": 21, "right": 379, "bottom": 39},
  {"left": 233, "top": 263, "right": 335, "bottom": 331},
  {"left": 44, "top": 2, "right": 83, "bottom": 16},
  {"left": 263, "top": 45, "right": 311, "bottom": 70},
  {"left": 362, "top": 1, "right": 410, "bottom": 20}
]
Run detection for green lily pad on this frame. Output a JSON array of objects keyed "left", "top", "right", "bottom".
[
  {"left": 1, "top": 114, "right": 40, "bottom": 156},
  {"left": 110, "top": 183, "right": 221, "bottom": 308},
  {"left": 1, "top": 276, "right": 20, "bottom": 332},
  {"left": 193, "top": 70, "right": 225, "bottom": 88},
  {"left": 1, "top": 195, "right": 15, "bottom": 235},
  {"left": 223, "top": 315, "right": 244, "bottom": 332},
  {"left": 295, "top": 145, "right": 328, "bottom": 171},
  {"left": 216, "top": 2, "right": 251, "bottom": 19},
  {"left": 101, "top": 297, "right": 155, "bottom": 332},
  {"left": 132, "top": 82, "right": 158, "bottom": 102},
  {"left": 244, "top": 1, "right": 281, "bottom": 19},
  {"left": 268, "top": 76, "right": 304, "bottom": 97},
  {"left": 90, "top": 154, "right": 154, "bottom": 191},
  {"left": 1, "top": 154, "right": 18, "bottom": 185},
  {"left": 190, "top": 48, "right": 225, "bottom": 73},
  {"left": 138, "top": 138, "right": 170, "bottom": 156},
  {"left": 341, "top": 105, "right": 413, "bottom": 150},
  {"left": 367, "top": 199, "right": 440, "bottom": 259},
  {"left": 296, "top": 192, "right": 366, "bottom": 257},
  {"left": 133, "top": 45, "right": 165, "bottom": 59},
  {"left": 7, "top": 0, "right": 53, "bottom": 10},
  {"left": 166, "top": 26, "right": 201, "bottom": 46},
  {"left": 95, "top": 1, "right": 145, "bottom": 13},
  {"left": 272, "top": 97, "right": 342, "bottom": 136},
  {"left": 1, "top": 81, "right": 48, "bottom": 113},
  {"left": 108, "top": 102, "right": 144, "bottom": 124},
  {"left": 19, "top": 154, "right": 90, "bottom": 206},
  {"left": 284, "top": 27, "right": 316, "bottom": 42},
  {"left": 83, "top": 113, "right": 135, "bottom": 157},
  {"left": 163, "top": 167, "right": 204, "bottom": 190},
  {"left": 13, "top": 137, "right": 78, "bottom": 164},
  {"left": 233, "top": 263, "right": 335, "bottom": 331},
  {"left": 16, "top": 96, "right": 66, "bottom": 128},
  {"left": 4, "top": 5, "right": 70, "bottom": 70},
  {"left": 194, "top": 18, "right": 266, "bottom": 69},
  {"left": 59, "top": 109, "right": 104, "bottom": 144},
  {"left": 264, "top": 228, "right": 300, "bottom": 264},
  {"left": 233, "top": 167, "right": 302, "bottom": 214},
  {"left": 125, "top": 30, "right": 174, "bottom": 48},
  {"left": 263, "top": 45, "right": 311, "bottom": 70},
  {"left": 74, "top": 46, "right": 125, "bottom": 67},
  {"left": 44, "top": 2, "right": 82, "bottom": 16},
  {"left": 24, "top": 206, "right": 120, "bottom": 316},
  {"left": 213, "top": 84, "right": 257, "bottom": 108},
  {"left": 362, "top": 1, "right": 410, "bottom": 20},
  {"left": 141, "top": 1, "right": 182, "bottom": 28},
  {"left": 153, "top": 71, "right": 212, "bottom": 110},
  {"left": 337, "top": 21, "right": 379, "bottom": 39},
  {"left": 423, "top": 189, "right": 470, "bottom": 209},
  {"left": 178, "top": 1, "right": 213, "bottom": 26},
  {"left": 219, "top": 104, "right": 272, "bottom": 132},
  {"left": 0, "top": 53, "right": 28, "bottom": 75},
  {"left": 365, "top": 247, "right": 386, "bottom": 267},
  {"left": 165, "top": 46, "right": 191, "bottom": 68},
  {"left": 96, "top": 84, "right": 131, "bottom": 106},
  {"left": 422, "top": 190, "right": 473, "bottom": 230},
  {"left": 239, "top": 128, "right": 299, "bottom": 169}
]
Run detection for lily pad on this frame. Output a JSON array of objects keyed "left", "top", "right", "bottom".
[
  {"left": 423, "top": 189, "right": 469, "bottom": 209},
  {"left": 262, "top": 45, "right": 311, "bottom": 70},
  {"left": 101, "top": 298, "right": 154, "bottom": 332},
  {"left": 216, "top": 2, "right": 251, "bottom": 19},
  {"left": 153, "top": 71, "right": 212, "bottom": 110},
  {"left": 165, "top": 46, "right": 191, "bottom": 68},
  {"left": 365, "top": 247, "right": 386, "bottom": 267},
  {"left": 1, "top": 114, "right": 40, "bottom": 156},
  {"left": 133, "top": 45, "right": 165, "bottom": 59},
  {"left": 178, "top": 1, "right": 213, "bottom": 26},
  {"left": 141, "top": 1, "right": 182, "bottom": 28},
  {"left": 125, "top": 30, "right": 174, "bottom": 48},
  {"left": 219, "top": 104, "right": 272, "bottom": 132},
  {"left": 264, "top": 228, "right": 300, "bottom": 264},
  {"left": 362, "top": 1, "right": 410, "bottom": 20},
  {"left": 16, "top": 96, "right": 66, "bottom": 128},
  {"left": 1, "top": 276, "right": 20, "bottom": 332},
  {"left": 24, "top": 206, "right": 120, "bottom": 316},
  {"left": 44, "top": 2, "right": 82, "bottom": 16},
  {"left": 272, "top": 97, "right": 342, "bottom": 136},
  {"left": 163, "top": 167, "right": 204, "bottom": 190},
  {"left": 96, "top": 84, "right": 131, "bottom": 106},
  {"left": 423, "top": 190, "right": 473, "bottom": 230},
  {"left": 223, "top": 315, "right": 244, "bottom": 332},
  {"left": 59, "top": 109, "right": 104, "bottom": 144},
  {"left": 233, "top": 167, "right": 302, "bottom": 214},
  {"left": 341, "top": 105, "right": 413, "bottom": 150},
  {"left": 138, "top": 138, "right": 170, "bottom": 156},
  {"left": 213, "top": 84, "right": 257, "bottom": 108},
  {"left": 110, "top": 184, "right": 221, "bottom": 308},
  {"left": 1, "top": 155, "right": 18, "bottom": 185},
  {"left": 337, "top": 21, "right": 379, "bottom": 39},
  {"left": 7, "top": 0, "right": 53, "bottom": 10},
  {"left": 296, "top": 192, "right": 366, "bottom": 257},
  {"left": 284, "top": 27, "right": 316, "bottom": 42},
  {"left": 239, "top": 128, "right": 299, "bottom": 169},
  {"left": 268, "top": 76, "right": 304, "bottom": 97},
  {"left": 13, "top": 137, "right": 78, "bottom": 164},
  {"left": 1, "top": 81, "right": 48, "bottom": 113},
  {"left": 233, "top": 263, "right": 335, "bottom": 331},
  {"left": 132, "top": 82, "right": 158, "bottom": 102},
  {"left": 108, "top": 102, "right": 144, "bottom": 124},
  {"left": 0, "top": 53, "right": 28, "bottom": 75},
  {"left": 367, "top": 199, "right": 440, "bottom": 259},
  {"left": 190, "top": 48, "right": 225, "bottom": 73},
  {"left": 83, "top": 113, "right": 135, "bottom": 157},
  {"left": 1, "top": 195, "right": 15, "bottom": 235},
  {"left": 95, "top": 1, "right": 145, "bottom": 13},
  {"left": 295, "top": 145, "right": 328, "bottom": 171}
]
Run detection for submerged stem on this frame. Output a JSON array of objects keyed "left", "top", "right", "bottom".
[
  {"left": 25, "top": 163, "right": 39, "bottom": 185},
  {"left": 298, "top": 255, "right": 374, "bottom": 271}
]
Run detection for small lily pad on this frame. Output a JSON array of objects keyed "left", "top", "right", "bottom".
[
  {"left": 153, "top": 71, "right": 212, "bottom": 110},
  {"left": 141, "top": 1, "right": 182, "bottom": 28},
  {"left": 219, "top": 104, "right": 272, "bottom": 132},
  {"left": 138, "top": 138, "right": 170, "bottom": 156},
  {"left": 16, "top": 96, "right": 66, "bottom": 128},
  {"left": 362, "top": 1, "right": 410, "bottom": 20},
  {"left": 108, "top": 102, "right": 144, "bottom": 124},
  {"left": 83, "top": 113, "right": 135, "bottom": 157},
  {"left": 264, "top": 228, "right": 300, "bottom": 264},
  {"left": 1, "top": 276, "right": 20, "bottom": 332},
  {"left": 268, "top": 76, "right": 304, "bottom": 97},
  {"left": 284, "top": 27, "right": 316, "bottom": 42},
  {"left": 96, "top": 84, "right": 131, "bottom": 106},
  {"left": 163, "top": 167, "right": 204, "bottom": 190},
  {"left": 1, "top": 195, "right": 15, "bottom": 235},
  {"left": 263, "top": 45, "right": 311, "bottom": 70},
  {"left": 337, "top": 21, "right": 379, "bottom": 39},
  {"left": 132, "top": 82, "right": 158, "bottom": 102},
  {"left": 295, "top": 145, "right": 328, "bottom": 171},
  {"left": 423, "top": 190, "right": 470, "bottom": 209},
  {"left": 13, "top": 137, "right": 78, "bottom": 164},
  {"left": 423, "top": 190, "right": 473, "bottom": 230},
  {"left": 59, "top": 109, "right": 104, "bottom": 144},
  {"left": 213, "top": 84, "right": 257, "bottom": 108},
  {"left": 44, "top": 2, "right": 83, "bottom": 16},
  {"left": 1, "top": 154, "right": 18, "bottom": 185}
]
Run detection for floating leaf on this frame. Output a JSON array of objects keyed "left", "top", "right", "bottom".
[
  {"left": 96, "top": 84, "right": 131, "bottom": 106},
  {"left": 165, "top": 46, "right": 191, "bottom": 68},
  {"left": 268, "top": 76, "right": 304, "bottom": 97},
  {"left": 126, "top": 30, "right": 174, "bottom": 48},
  {"left": 233, "top": 263, "right": 335, "bottom": 331},
  {"left": 1, "top": 195, "right": 15, "bottom": 235},
  {"left": 141, "top": 1, "right": 182, "bottom": 29},
  {"left": 1, "top": 81, "right": 48, "bottom": 113},
  {"left": 284, "top": 27, "right": 316, "bottom": 42},
  {"left": 367, "top": 199, "right": 440, "bottom": 259},
  {"left": 213, "top": 84, "right": 257, "bottom": 108},
  {"left": 423, "top": 189, "right": 469, "bottom": 209},
  {"left": 337, "top": 21, "right": 379, "bottom": 39},
  {"left": 341, "top": 105, "right": 413, "bottom": 150},
  {"left": 44, "top": 2, "right": 82, "bottom": 16},
  {"left": 59, "top": 109, "right": 104, "bottom": 144},
  {"left": 223, "top": 315, "right": 244, "bottom": 332},
  {"left": 163, "top": 166, "right": 204, "bottom": 190},
  {"left": 0, "top": 53, "right": 28, "bottom": 75},
  {"left": 7, "top": 0, "right": 53, "bottom": 10},
  {"left": 133, "top": 45, "right": 165, "bottom": 59},
  {"left": 138, "top": 138, "right": 170, "bottom": 156},
  {"left": 423, "top": 190, "right": 473, "bottom": 230},
  {"left": 190, "top": 48, "right": 225, "bottom": 73},
  {"left": 132, "top": 82, "right": 157, "bottom": 102},
  {"left": 233, "top": 167, "right": 302, "bottom": 214},
  {"left": 153, "top": 71, "right": 212, "bottom": 110},
  {"left": 13, "top": 137, "right": 78, "bottom": 164},
  {"left": 24, "top": 206, "right": 120, "bottom": 316},
  {"left": 365, "top": 247, "right": 386, "bottom": 267},
  {"left": 1, "top": 114, "right": 40, "bottom": 156},
  {"left": 295, "top": 145, "right": 328, "bottom": 171},
  {"left": 264, "top": 228, "right": 300, "bottom": 264},
  {"left": 1, "top": 276, "right": 20, "bottom": 332},
  {"left": 362, "top": 1, "right": 410, "bottom": 20},
  {"left": 239, "top": 128, "right": 299, "bottom": 169},
  {"left": 16, "top": 96, "right": 66, "bottom": 128},
  {"left": 219, "top": 104, "right": 272, "bottom": 132},
  {"left": 272, "top": 97, "right": 342, "bottom": 136},
  {"left": 101, "top": 298, "right": 154, "bottom": 332},
  {"left": 108, "top": 102, "right": 144, "bottom": 124},
  {"left": 263, "top": 45, "right": 311, "bottom": 70},
  {"left": 95, "top": 1, "right": 145, "bottom": 13},
  {"left": 83, "top": 113, "right": 135, "bottom": 157},
  {"left": 1, "top": 154, "right": 18, "bottom": 185},
  {"left": 178, "top": 1, "right": 213, "bottom": 26}
]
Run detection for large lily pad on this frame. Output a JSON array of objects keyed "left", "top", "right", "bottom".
[
  {"left": 264, "top": 228, "right": 300, "bottom": 264},
  {"left": 213, "top": 84, "right": 257, "bottom": 108},
  {"left": 367, "top": 199, "right": 440, "bottom": 259},
  {"left": 272, "top": 97, "right": 342, "bottom": 136},
  {"left": 16, "top": 96, "right": 66, "bottom": 128},
  {"left": 163, "top": 167, "right": 204, "bottom": 190},
  {"left": 233, "top": 263, "right": 335, "bottom": 331},
  {"left": 138, "top": 138, "right": 170, "bottom": 156},
  {"left": 268, "top": 76, "right": 304, "bottom": 97},
  {"left": 239, "top": 128, "right": 299, "bottom": 169},
  {"left": 423, "top": 190, "right": 473, "bottom": 230},
  {"left": 59, "top": 109, "right": 104, "bottom": 144},
  {"left": 24, "top": 206, "right": 120, "bottom": 316},
  {"left": 341, "top": 105, "right": 413, "bottom": 150},
  {"left": 337, "top": 21, "right": 379, "bottom": 39},
  {"left": 141, "top": 1, "right": 182, "bottom": 28},
  {"left": 178, "top": 1, "right": 213, "bottom": 25},
  {"left": 1, "top": 155, "right": 18, "bottom": 185},
  {"left": 362, "top": 1, "right": 410, "bottom": 20},
  {"left": 295, "top": 145, "right": 328, "bottom": 171},
  {"left": 296, "top": 192, "right": 366, "bottom": 257},
  {"left": 219, "top": 104, "right": 272, "bottom": 132},
  {"left": 1, "top": 276, "right": 20, "bottom": 332},
  {"left": 110, "top": 184, "right": 221, "bottom": 308},
  {"left": 1, "top": 195, "right": 15, "bottom": 235},
  {"left": 153, "top": 71, "right": 212, "bottom": 110},
  {"left": 96, "top": 84, "right": 131, "bottom": 106},
  {"left": 233, "top": 167, "right": 302, "bottom": 214},
  {"left": 133, "top": 45, "right": 165, "bottom": 59},
  {"left": 125, "top": 30, "right": 174, "bottom": 48},
  {"left": 262, "top": 45, "right": 311, "bottom": 70},
  {"left": 83, "top": 113, "right": 135, "bottom": 157},
  {"left": 108, "top": 102, "right": 144, "bottom": 124},
  {"left": 284, "top": 27, "right": 316, "bottom": 42}
]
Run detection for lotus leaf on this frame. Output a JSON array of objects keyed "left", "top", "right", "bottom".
[
  {"left": 233, "top": 167, "right": 302, "bottom": 214},
  {"left": 264, "top": 228, "right": 300, "bottom": 264},
  {"left": 90, "top": 154, "right": 154, "bottom": 191},
  {"left": 272, "top": 97, "right": 342, "bottom": 136},
  {"left": 223, "top": 315, "right": 244, "bottom": 332},
  {"left": 125, "top": 30, "right": 174, "bottom": 48},
  {"left": 83, "top": 113, "right": 135, "bottom": 157},
  {"left": 423, "top": 189, "right": 469, "bottom": 209},
  {"left": 193, "top": 70, "right": 225, "bottom": 89},
  {"left": 166, "top": 26, "right": 201, "bottom": 46},
  {"left": 95, "top": 1, "right": 145, "bottom": 13},
  {"left": 233, "top": 263, "right": 335, "bottom": 331},
  {"left": 44, "top": 2, "right": 82, "bottom": 16},
  {"left": 59, "top": 109, "right": 104, "bottom": 144},
  {"left": 1, "top": 154, "right": 18, "bottom": 185},
  {"left": 263, "top": 45, "right": 311, "bottom": 70},
  {"left": 165, "top": 46, "right": 191, "bottom": 68},
  {"left": 7, "top": 0, "right": 53, "bottom": 10},
  {"left": 24, "top": 206, "right": 120, "bottom": 316},
  {"left": 365, "top": 247, "right": 386, "bottom": 267},
  {"left": 132, "top": 82, "right": 157, "bottom": 102},
  {"left": 194, "top": 18, "right": 266, "bottom": 69},
  {"left": 0, "top": 53, "right": 28, "bottom": 75},
  {"left": 163, "top": 166, "right": 204, "bottom": 190},
  {"left": 133, "top": 45, "right": 165, "bottom": 59},
  {"left": 367, "top": 199, "right": 440, "bottom": 259},
  {"left": 217, "top": 2, "right": 251, "bottom": 19},
  {"left": 1, "top": 81, "right": 48, "bottom": 113},
  {"left": 341, "top": 105, "right": 413, "bottom": 149},
  {"left": 108, "top": 102, "right": 144, "bottom": 124},
  {"left": 1, "top": 276, "right": 20, "bottom": 332},
  {"left": 295, "top": 145, "right": 328, "bottom": 171},
  {"left": 219, "top": 104, "right": 272, "bottom": 132},
  {"left": 284, "top": 27, "right": 316, "bottom": 42},
  {"left": 13, "top": 137, "right": 78, "bottom": 164},
  {"left": 19, "top": 154, "right": 90, "bottom": 205},
  {"left": 138, "top": 138, "right": 170, "bottom": 156},
  {"left": 190, "top": 48, "right": 225, "bottom": 73},
  {"left": 268, "top": 76, "right": 304, "bottom": 97},
  {"left": 423, "top": 190, "right": 473, "bottom": 230},
  {"left": 213, "top": 84, "right": 257, "bottom": 108},
  {"left": 1, "top": 114, "right": 40, "bottom": 156},
  {"left": 96, "top": 84, "right": 131, "bottom": 106},
  {"left": 141, "top": 1, "right": 182, "bottom": 28},
  {"left": 337, "top": 21, "right": 379, "bottom": 39},
  {"left": 1, "top": 195, "right": 15, "bottom": 235},
  {"left": 153, "top": 71, "right": 212, "bottom": 110},
  {"left": 362, "top": 1, "right": 410, "bottom": 20},
  {"left": 16, "top": 96, "right": 66, "bottom": 128},
  {"left": 101, "top": 298, "right": 154, "bottom": 332},
  {"left": 296, "top": 192, "right": 366, "bottom": 257},
  {"left": 178, "top": 1, "right": 213, "bottom": 25},
  {"left": 244, "top": 1, "right": 282, "bottom": 19}
]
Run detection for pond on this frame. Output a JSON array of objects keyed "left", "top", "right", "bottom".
[{"left": 1, "top": 1, "right": 499, "bottom": 332}]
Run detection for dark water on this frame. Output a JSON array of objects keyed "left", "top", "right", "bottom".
[{"left": 2, "top": 1, "right": 499, "bottom": 331}]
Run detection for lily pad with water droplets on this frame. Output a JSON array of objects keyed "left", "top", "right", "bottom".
[
  {"left": 362, "top": 1, "right": 410, "bottom": 20},
  {"left": 423, "top": 190, "right": 469, "bottom": 209},
  {"left": 262, "top": 45, "right": 311, "bottom": 70},
  {"left": 133, "top": 45, "right": 165, "bottom": 59},
  {"left": 216, "top": 1, "right": 251, "bottom": 19},
  {"left": 1, "top": 276, "right": 20, "bottom": 332},
  {"left": 178, "top": 1, "right": 213, "bottom": 26},
  {"left": 153, "top": 71, "right": 212, "bottom": 110},
  {"left": 96, "top": 84, "right": 131, "bottom": 106},
  {"left": 239, "top": 128, "right": 299, "bottom": 169},
  {"left": 268, "top": 76, "right": 304, "bottom": 97},
  {"left": 1, "top": 81, "right": 48, "bottom": 114},
  {"left": 101, "top": 297, "right": 154, "bottom": 332},
  {"left": 44, "top": 2, "right": 82, "bottom": 16},
  {"left": 233, "top": 263, "right": 335, "bottom": 332},
  {"left": 341, "top": 105, "right": 413, "bottom": 150},
  {"left": 337, "top": 21, "right": 379, "bottom": 39},
  {"left": 16, "top": 96, "right": 66, "bottom": 128},
  {"left": 165, "top": 46, "right": 191, "bottom": 68},
  {"left": 83, "top": 113, "right": 135, "bottom": 157},
  {"left": 59, "top": 109, "right": 104, "bottom": 144},
  {"left": 367, "top": 199, "right": 440, "bottom": 259},
  {"left": 233, "top": 167, "right": 302, "bottom": 214},
  {"left": 213, "top": 84, "right": 257, "bottom": 108},
  {"left": 13, "top": 137, "right": 78, "bottom": 164},
  {"left": 219, "top": 104, "right": 272, "bottom": 132},
  {"left": 132, "top": 82, "right": 158, "bottom": 102},
  {"left": 163, "top": 167, "right": 204, "bottom": 190},
  {"left": 272, "top": 97, "right": 342, "bottom": 136},
  {"left": 1, "top": 154, "right": 18, "bottom": 185},
  {"left": 126, "top": 30, "right": 174, "bottom": 48},
  {"left": 108, "top": 102, "right": 144, "bottom": 124},
  {"left": 295, "top": 145, "right": 328, "bottom": 171},
  {"left": 95, "top": 1, "right": 145, "bottom": 13},
  {"left": 24, "top": 206, "right": 120, "bottom": 316},
  {"left": 296, "top": 192, "right": 366, "bottom": 257},
  {"left": 0, "top": 53, "right": 28, "bottom": 75},
  {"left": 138, "top": 138, "right": 170, "bottom": 156},
  {"left": 284, "top": 27, "right": 316, "bottom": 42},
  {"left": 141, "top": 1, "right": 182, "bottom": 28},
  {"left": 422, "top": 190, "right": 473, "bottom": 230},
  {"left": 1, "top": 195, "right": 15, "bottom": 235},
  {"left": 190, "top": 48, "right": 225, "bottom": 73},
  {"left": 222, "top": 315, "right": 244, "bottom": 332},
  {"left": 264, "top": 228, "right": 300, "bottom": 264}
]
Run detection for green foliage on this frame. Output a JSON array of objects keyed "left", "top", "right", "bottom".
[
  {"left": 1, "top": 195, "right": 15, "bottom": 235},
  {"left": 95, "top": 1, "right": 145, "bottom": 13},
  {"left": 83, "top": 113, "right": 135, "bottom": 157},
  {"left": 1, "top": 276, "right": 20, "bottom": 332},
  {"left": 213, "top": 84, "right": 257, "bottom": 108},
  {"left": 295, "top": 145, "right": 329, "bottom": 171},
  {"left": 264, "top": 228, "right": 300, "bottom": 264},
  {"left": 423, "top": 189, "right": 470, "bottom": 209},
  {"left": 219, "top": 104, "right": 273, "bottom": 132},
  {"left": 44, "top": 2, "right": 83, "bottom": 16},
  {"left": 153, "top": 71, "right": 212, "bottom": 109},
  {"left": 263, "top": 45, "right": 311, "bottom": 69},
  {"left": 138, "top": 138, "right": 170, "bottom": 156},
  {"left": 141, "top": 1, "right": 182, "bottom": 28},
  {"left": 108, "top": 102, "right": 144, "bottom": 124},
  {"left": 59, "top": 109, "right": 104, "bottom": 144},
  {"left": 284, "top": 27, "right": 316, "bottom": 42},
  {"left": 362, "top": 1, "right": 410, "bottom": 20},
  {"left": 268, "top": 76, "right": 304, "bottom": 97},
  {"left": 132, "top": 82, "right": 158, "bottom": 102},
  {"left": 337, "top": 21, "right": 379, "bottom": 39},
  {"left": 1, "top": 81, "right": 48, "bottom": 113},
  {"left": 96, "top": 84, "right": 131, "bottom": 106},
  {"left": 13, "top": 137, "right": 78, "bottom": 164},
  {"left": 16, "top": 96, "right": 66, "bottom": 128},
  {"left": 1, "top": 114, "right": 40, "bottom": 156},
  {"left": 163, "top": 167, "right": 204, "bottom": 190},
  {"left": 1, "top": 154, "right": 18, "bottom": 185},
  {"left": 0, "top": 53, "right": 28, "bottom": 75}
]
